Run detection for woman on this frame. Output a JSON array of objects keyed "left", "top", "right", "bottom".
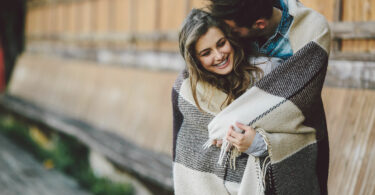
[
  {"left": 172, "top": 9, "right": 276, "bottom": 195},
  {"left": 172, "top": 8, "right": 328, "bottom": 195}
]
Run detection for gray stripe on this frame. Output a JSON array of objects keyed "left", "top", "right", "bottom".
[
  {"left": 271, "top": 143, "right": 320, "bottom": 195},
  {"left": 256, "top": 42, "right": 328, "bottom": 99},
  {"left": 289, "top": 67, "right": 328, "bottom": 140},
  {"left": 175, "top": 96, "right": 248, "bottom": 183},
  {"left": 172, "top": 69, "right": 188, "bottom": 93}
]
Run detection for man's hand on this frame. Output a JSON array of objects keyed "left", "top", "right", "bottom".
[{"left": 226, "top": 122, "right": 256, "bottom": 152}]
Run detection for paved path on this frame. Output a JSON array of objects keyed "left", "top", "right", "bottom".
[{"left": 0, "top": 134, "right": 91, "bottom": 195}]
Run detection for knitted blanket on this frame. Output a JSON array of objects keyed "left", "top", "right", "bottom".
[{"left": 172, "top": 1, "right": 330, "bottom": 194}]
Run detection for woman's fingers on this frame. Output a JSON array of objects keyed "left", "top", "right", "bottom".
[
  {"left": 235, "top": 122, "right": 254, "bottom": 132},
  {"left": 216, "top": 139, "right": 222, "bottom": 147},
  {"left": 212, "top": 139, "right": 223, "bottom": 147},
  {"left": 232, "top": 143, "right": 246, "bottom": 152},
  {"left": 226, "top": 134, "right": 239, "bottom": 145},
  {"left": 228, "top": 126, "right": 245, "bottom": 141},
  {"left": 226, "top": 123, "right": 257, "bottom": 152}
]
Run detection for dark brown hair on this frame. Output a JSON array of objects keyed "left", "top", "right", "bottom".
[{"left": 207, "top": 0, "right": 273, "bottom": 28}]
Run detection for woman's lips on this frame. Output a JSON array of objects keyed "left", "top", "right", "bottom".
[{"left": 216, "top": 57, "right": 229, "bottom": 69}]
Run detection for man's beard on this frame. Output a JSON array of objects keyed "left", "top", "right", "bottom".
[{"left": 237, "top": 36, "right": 257, "bottom": 55}]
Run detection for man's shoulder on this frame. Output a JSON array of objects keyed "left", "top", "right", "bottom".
[{"left": 287, "top": 0, "right": 331, "bottom": 54}]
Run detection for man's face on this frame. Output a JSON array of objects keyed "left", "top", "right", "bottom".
[
  {"left": 224, "top": 20, "right": 261, "bottom": 39},
  {"left": 224, "top": 20, "right": 250, "bottom": 37}
]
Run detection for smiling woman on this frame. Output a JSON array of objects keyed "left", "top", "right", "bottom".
[
  {"left": 178, "top": 9, "right": 263, "bottom": 111},
  {"left": 172, "top": 9, "right": 271, "bottom": 195},
  {"left": 195, "top": 27, "right": 234, "bottom": 75}
]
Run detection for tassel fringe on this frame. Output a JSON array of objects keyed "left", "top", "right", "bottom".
[{"left": 203, "top": 138, "right": 242, "bottom": 169}]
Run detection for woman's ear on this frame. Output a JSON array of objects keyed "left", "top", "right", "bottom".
[{"left": 253, "top": 19, "right": 268, "bottom": 30}]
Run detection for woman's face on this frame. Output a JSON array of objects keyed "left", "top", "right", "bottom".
[{"left": 195, "top": 27, "right": 234, "bottom": 75}]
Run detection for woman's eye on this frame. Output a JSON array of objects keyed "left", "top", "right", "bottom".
[
  {"left": 201, "top": 51, "right": 210, "bottom": 56},
  {"left": 218, "top": 39, "right": 226, "bottom": 47}
]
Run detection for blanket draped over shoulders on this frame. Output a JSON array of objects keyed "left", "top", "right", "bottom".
[{"left": 172, "top": 0, "right": 330, "bottom": 194}]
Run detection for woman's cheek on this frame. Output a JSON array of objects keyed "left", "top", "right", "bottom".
[
  {"left": 224, "top": 44, "right": 233, "bottom": 53},
  {"left": 201, "top": 57, "right": 213, "bottom": 68}
]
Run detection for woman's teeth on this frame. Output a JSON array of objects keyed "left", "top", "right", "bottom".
[{"left": 216, "top": 58, "right": 228, "bottom": 66}]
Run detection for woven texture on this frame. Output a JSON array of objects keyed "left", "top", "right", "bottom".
[{"left": 172, "top": 0, "right": 330, "bottom": 194}]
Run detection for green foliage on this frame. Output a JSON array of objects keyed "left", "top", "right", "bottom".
[{"left": 0, "top": 114, "right": 134, "bottom": 195}]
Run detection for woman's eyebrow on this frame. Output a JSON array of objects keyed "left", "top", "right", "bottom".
[
  {"left": 197, "top": 37, "right": 225, "bottom": 56},
  {"left": 198, "top": 48, "right": 210, "bottom": 56}
]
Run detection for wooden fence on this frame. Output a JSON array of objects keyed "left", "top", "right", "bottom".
[{"left": 25, "top": 0, "right": 375, "bottom": 60}]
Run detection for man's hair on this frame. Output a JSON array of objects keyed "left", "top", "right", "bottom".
[{"left": 207, "top": 0, "right": 274, "bottom": 28}]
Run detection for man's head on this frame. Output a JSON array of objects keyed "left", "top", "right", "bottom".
[{"left": 207, "top": 0, "right": 273, "bottom": 38}]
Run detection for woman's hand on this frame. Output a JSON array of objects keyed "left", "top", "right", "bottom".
[
  {"left": 212, "top": 139, "right": 223, "bottom": 147},
  {"left": 226, "top": 122, "right": 256, "bottom": 152}
]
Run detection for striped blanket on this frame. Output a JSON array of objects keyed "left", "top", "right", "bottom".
[
  {"left": 172, "top": 1, "right": 330, "bottom": 194},
  {"left": 172, "top": 41, "right": 329, "bottom": 195}
]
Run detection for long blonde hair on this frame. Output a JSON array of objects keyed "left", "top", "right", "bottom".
[{"left": 179, "top": 9, "right": 263, "bottom": 111}]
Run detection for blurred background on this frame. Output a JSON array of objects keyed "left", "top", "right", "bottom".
[{"left": 0, "top": 0, "right": 374, "bottom": 194}]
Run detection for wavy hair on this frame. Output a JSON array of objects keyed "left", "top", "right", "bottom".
[{"left": 179, "top": 9, "right": 263, "bottom": 111}]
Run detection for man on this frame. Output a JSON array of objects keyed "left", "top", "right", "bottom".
[
  {"left": 208, "top": 0, "right": 330, "bottom": 60},
  {"left": 207, "top": 0, "right": 331, "bottom": 194}
]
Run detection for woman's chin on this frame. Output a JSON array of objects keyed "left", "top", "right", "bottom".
[{"left": 214, "top": 63, "right": 233, "bottom": 75}]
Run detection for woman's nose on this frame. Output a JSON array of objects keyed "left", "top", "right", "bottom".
[{"left": 214, "top": 50, "right": 224, "bottom": 60}]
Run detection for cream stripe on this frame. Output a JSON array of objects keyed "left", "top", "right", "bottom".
[
  {"left": 238, "top": 155, "right": 264, "bottom": 195},
  {"left": 254, "top": 100, "right": 317, "bottom": 163},
  {"left": 208, "top": 87, "right": 285, "bottom": 140},
  {"left": 287, "top": 0, "right": 331, "bottom": 53},
  {"left": 173, "top": 162, "right": 237, "bottom": 195},
  {"left": 179, "top": 78, "right": 228, "bottom": 116}
]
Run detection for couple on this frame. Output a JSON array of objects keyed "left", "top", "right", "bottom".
[{"left": 172, "top": 0, "right": 331, "bottom": 194}]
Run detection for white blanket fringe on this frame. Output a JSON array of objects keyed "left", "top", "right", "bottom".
[{"left": 203, "top": 139, "right": 242, "bottom": 169}]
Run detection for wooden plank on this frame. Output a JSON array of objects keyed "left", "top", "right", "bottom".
[
  {"left": 96, "top": 0, "right": 109, "bottom": 33},
  {"left": 330, "top": 21, "right": 375, "bottom": 39},
  {"left": 80, "top": 0, "right": 91, "bottom": 34},
  {"left": 0, "top": 134, "right": 90, "bottom": 195},
  {"left": 27, "top": 31, "right": 179, "bottom": 43},
  {"left": 300, "top": 0, "right": 335, "bottom": 21},
  {"left": 352, "top": 91, "right": 375, "bottom": 194},
  {"left": 108, "top": 0, "right": 116, "bottom": 32},
  {"left": 160, "top": 0, "right": 186, "bottom": 31},
  {"left": 331, "top": 0, "right": 343, "bottom": 52},
  {"left": 135, "top": 0, "right": 156, "bottom": 33},
  {"left": 333, "top": 0, "right": 343, "bottom": 21},
  {"left": 75, "top": 1, "right": 83, "bottom": 34},
  {"left": 330, "top": 51, "right": 375, "bottom": 61},
  {"left": 56, "top": 3, "right": 64, "bottom": 34},
  {"left": 26, "top": 8, "right": 35, "bottom": 35},
  {"left": 66, "top": 2, "right": 76, "bottom": 34},
  {"left": 184, "top": 0, "right": 191, "bottom": 16},
  {"left": 0, "top": 95, "right": 173, "bottom": 192},
  {"left": 113, "top": 0, "right": 130, "bottom": 33},
  {"left": 25, "top": 21, "right": 375, "bottom": 43},
  {"left": 325, "top": 60, "right": 375, "bottom": 89},
  {"left": 322, "top": 87, "right": 375, "bottom": 195}
]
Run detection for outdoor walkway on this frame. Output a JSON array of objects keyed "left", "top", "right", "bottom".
[
  {"left": 0, "top": 134, "right": 90, "bottom": 195},
  {"left": 6, "top": 53, "right": 375, "bottom": 195}
]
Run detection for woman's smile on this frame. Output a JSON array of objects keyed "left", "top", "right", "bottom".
[
  {"left": 214, "top": 57, "right": 230, "bottom": 69},
  {"left": 195, "top": 27, "right": 234, "bottom": 75}
]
